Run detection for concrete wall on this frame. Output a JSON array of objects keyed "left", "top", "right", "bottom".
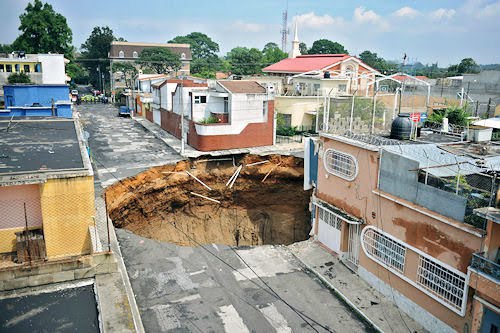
[
  {"left": 3, "top": 85, "right": 70, "bottom": 107},
  {"left": 39, "top": 176, "right": 95, "bottom": 259},
  {"left": 379, "top": 150, "right": 467, "bottom": 221},
  {"left": 0, "top": 185, "right": 43, "bottom": 253},
  {"left": 315, "top": 137, "right": 484, "bottom": 330},
  {"left": 37, "top": 54, "right": 67, "bottom": 84},
  {"left": 275, "top": 96, "right": 320, "bottom": 127}
]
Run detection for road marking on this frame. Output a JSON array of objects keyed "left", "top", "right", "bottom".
[
  {"left": 170, "top": 294, "right": 201, "bottom": 304},
  {"left": 217, "top": 304, "right": 250, "bottom": 333},
  {"left": 212, "top": 244, "right": 219, "bottom": 252},
  {"left": 189, "top": 269, "right": 205, "bottom": 276},
  {"left": 259, "top": 303, "right": 292, "bottom": 333}
]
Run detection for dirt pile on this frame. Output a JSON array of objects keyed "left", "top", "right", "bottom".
[{"left": 105, "top": 155, "right": 312, "bottom": 247}]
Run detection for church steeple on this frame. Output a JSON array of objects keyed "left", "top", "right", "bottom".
[{"left": 289, "top": 21, "right": 301, "bottom": 58}]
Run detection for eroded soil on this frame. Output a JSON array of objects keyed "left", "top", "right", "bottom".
[{"left": 106, "top": 155, "right": 311, "bottom": 247}]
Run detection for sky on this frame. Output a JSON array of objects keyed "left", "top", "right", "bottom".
[{"left": 1, "top": 0, "right": 499, "bottom": 66}]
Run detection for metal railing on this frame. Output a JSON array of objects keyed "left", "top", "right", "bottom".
[{"left": 470, "top": 252, "right": 500, "bottom": 281}]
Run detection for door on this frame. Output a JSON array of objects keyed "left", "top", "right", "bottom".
[
  {"left": 346, "top": 224, "right": 361, "bottom": 268},
  {"left": 317, "top": 207, "right": 342, "bottom": 253}
]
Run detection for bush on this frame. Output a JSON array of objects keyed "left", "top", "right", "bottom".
[
  {"left": 7, "top": 72, "right": 32, "bottom": 84},
  {"left": 199, "top": 115, "right": 219, "bottom": 124}
]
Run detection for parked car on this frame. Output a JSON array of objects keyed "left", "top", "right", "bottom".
[
  {"left": 71, "top": 89, "right": 79, "bottom": 96},
  {"left": 118, "top": 106, "right": 131, "bottom": 117}
]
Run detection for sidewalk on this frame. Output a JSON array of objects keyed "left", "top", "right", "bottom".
[
  {"left": 132, "top": 116, "right": 305, "bottom": 158},
  {"left": 288, "top": 239, "right": 427, "bottom": 333}
]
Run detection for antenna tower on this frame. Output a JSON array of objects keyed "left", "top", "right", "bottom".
[{"left": 281, "top": 5, "right": 289, "bottom": 52}]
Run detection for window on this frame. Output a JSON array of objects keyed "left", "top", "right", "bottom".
[
  {"left": 23, "top": 65, "right": 30, "bottom": 73},
  {"left": 362, "top": 227, "right": 406, "bottom": 273},
  {"left": 338, "top": 84, "right": 347, "bottom": 92},
  {"left": 194, "top": 95, "right": 207, "bottom": 104},
  {"left": 223, "top": 97, "right": 229, "bottom": 113},
  {"left": 181, "top": 53, "right": 186, "bottom": 60},
  {"left": 15, "top": 64, "right": 20, "bottom": 72},
  {"left": 323, "top": 148, "right": 358, "bottom": 181},
  {"left": 119, "top": 50, "right": 124, "bottom": 58},
  {"left": 318, "top": 207, "right": 342, "bottom": 230},
  {"left": 262, "top": 101, "right": 268, "bottom": 118},
  {"left": 281, "top": 114, "right": 292, "bottom": 127},
  {"left": 6, "top": 64, "right": 12, "bottom": 72},
  {"left": 0, "top": 64, "right": 4, "bottom": 72},
  {"left": 345, "top": 65, "right": 354, "bottom": 77},
  {"left": 416, "top": 256, "right": 466, "bottom": 311},
  {"left": 132, "top": 51, "right": 138, "bottom": 58}
]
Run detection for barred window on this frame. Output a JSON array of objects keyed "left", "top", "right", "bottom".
[
  {"left": 323, "top": 149, "right": 358, "bottom": 181},
  {"left": 362, "top": 228, "right": 406, "bottom": 272},
  {"left": 416, "top": 256, "right": 466, "bottom": 311},
  {"left": 318, "top": 207, "right": 342, "bottom": 230}
]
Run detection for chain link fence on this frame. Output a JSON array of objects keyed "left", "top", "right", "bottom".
[{"left": 0, "top": 191, "right": 111, "bottom": 268}]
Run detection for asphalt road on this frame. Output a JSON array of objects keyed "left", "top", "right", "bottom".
[
  {"left": 117, "top": 229, "right": 369, "bottom": 333},
  {"left": 77, "top": 102, "right": 182, "bottom": 187}
]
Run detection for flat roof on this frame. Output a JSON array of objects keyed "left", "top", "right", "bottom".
[{"left": 0, "top": 119, "right": 85, "bottom": 176}]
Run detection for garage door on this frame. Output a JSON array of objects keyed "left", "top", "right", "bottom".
[
  {"left": 317, "top": 207, "right": 342, "bottom": 253},
  {"left": 153, "top": 109, "right": 161, "bottom": 126}
]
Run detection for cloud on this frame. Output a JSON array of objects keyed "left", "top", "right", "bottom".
[
  {"left": 232, "top": 20, "right": 265, "bottom": 33},
  {"left": 475, "top": 1, "right": 500, "bottom": 17},
  {"left": 430, "top": 8, "right": 456, "bottom": 20},
  {"left": 353, "top": 7, "right": 390, "bottom": 31},
  {"left": 393, "top": 6, "right": 420, "bottom": 18},
  {"left": 293, "top": 12, "right": 338, "bottom": 29}
]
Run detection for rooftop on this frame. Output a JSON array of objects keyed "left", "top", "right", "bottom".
[
  {"left": 109, "top": 41, "right": 192, "bottom": 60},
  {"left": 262, "top": 54, "right": 350, "bottom": 74},
  {"left": 218, "top": 80, "right": 266, "bottom": 94},
  {"left": 0, "top": 119, "right": 86, "bottom": 178}
]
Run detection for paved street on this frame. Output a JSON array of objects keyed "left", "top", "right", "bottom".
[
  {"left": 117, "top": 229, "right": 370, "bottom": 333},
  {"left": 77, "top": 103, "right": 182, "bottom": 187}
]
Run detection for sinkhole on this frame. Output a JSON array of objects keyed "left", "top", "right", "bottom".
[{"left": 105, "top": 154, "right": 312, "bottom": 247}]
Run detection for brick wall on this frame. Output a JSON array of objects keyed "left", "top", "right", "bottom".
[{"left": 160, "top": 108, "right": 182, "bottom": 139}]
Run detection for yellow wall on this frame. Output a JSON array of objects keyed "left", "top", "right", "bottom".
[
  {"left": 275, "top": 96, "right": 321, "bottom": 127},
  {"left": 0, "top": 227, "right": 26, "bottom": 253},
  {"left": 0, "top": 62, "right": 38, "bottom": 73},
  {"left": 39, "top": 176, "right": 95, "bottom": 259}
]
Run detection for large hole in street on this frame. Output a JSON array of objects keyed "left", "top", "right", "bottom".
[{"left": 105, "top": 154, "right": 312, "bottom": 247}]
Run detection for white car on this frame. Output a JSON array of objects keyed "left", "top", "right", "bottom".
[{"left": 71, "top": 89, "right": 79, "bottom": 96}]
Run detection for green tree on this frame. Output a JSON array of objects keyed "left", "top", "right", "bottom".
[
  {"left": 447, "top": 58, "right": 480, "bottom": 75},
  {"left": 11, "top": 0, "right": 73, "bottom": 56},
  {"left": 262, "top": 42, "right": 287, "bottom": 65},
  {"left": 0, "top": 44, "right": 13, "bottom": 53},
  {"left": 137, "top": 47, "right": 181, "bottom": 74},
  {"left": 169, "top": 32, "right": 221, "bottom": 75},
  {"left": 226, "top": 47, "right": 263, "bottom": 75},
  {"left": 309, "top": 39, "right": 347, "bottom": 55},
  {"left": 79, "top": 26, "right": 118, "bottom": 88},
  {"left": 7, "top": 72, "right": 32, "bottom": 84},
  {"left": 112, "top": 62, "right": 137, "bottom": 88},
  {"left": 66, "top": 61, "right": 88, "bottom": 84},
  {"left": 299, "top": 42, "right": 308, "bottom": 55}
]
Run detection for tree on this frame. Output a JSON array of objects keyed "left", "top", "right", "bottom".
[
  {"left": 112, "top": 62, "right": 137, "bottom": 88},
  {"left": 262, "top": 42, "right": 287, "bottom": 65},
  {"left": 7, "top": 72, "right": 32, "bottom": 84},
  {"left": 0, "top": 44, "right": 13, "bottom": 53},
  {"left": 447, "top": 58, "right": 480, "bottom": 75},
  {"left": 11, "top": 0, "right": 73, "bottom": 56},
  {"left": 226, "top": 47, "right": 263, "bottom": 75},
  {"left": 66, "top": 61, "right": 88, "bottom": 84},
  {"left": 137, "top": 47, "right": 181, "bottom": 74},
  {"left": 309, "top": 39, "right": 347, "bottom": 55},
  {"left": 79, "top": 26, "right": 122, "bottom": 89},
  {"left": 169, "top": 32, "right": 221, "bottom": 75},
  {"left": 299, "top": 42, "right": 308, "bottom": 55}
]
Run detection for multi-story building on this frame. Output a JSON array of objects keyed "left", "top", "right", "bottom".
[{"left": 305, "top": 128, "right": 500, "bottom": 332}]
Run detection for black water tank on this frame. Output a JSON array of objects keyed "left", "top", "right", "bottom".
[
  {"left": 390, "top": 114, "right": 412, "bottom": 140},
  {"left": 323, "top": 71, "right": 330, "bottom": 78}
]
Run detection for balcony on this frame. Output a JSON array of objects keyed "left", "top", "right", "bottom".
[{"left": 470, "top": 252, "right": 500, "bottom": 281}]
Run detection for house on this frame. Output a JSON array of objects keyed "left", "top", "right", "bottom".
[
  {"left": 0, "top": 118, "right": 96, "bottom": 261},
  {"left": 304, "top": 129, "right": 500, "bottom": 332},
  {"left": 0, "top": 53, "right": 68, "bottom": 89},
  {"left": 1, "top": 84, "right": 72, "bottom": 118},
  {"left": 159, "top": 80, "right": 274, "bottom": 151},
  {"left": 109, "top": 41, "right": 192, "bottom": 91}
]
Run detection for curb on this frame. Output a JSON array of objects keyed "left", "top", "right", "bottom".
[{"left": 287, "top": 250, "right": 383, "bottom": 333}]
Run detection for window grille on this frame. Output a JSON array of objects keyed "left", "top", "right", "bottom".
[
  {"left": 118, "top": 50, "right": 124, "bottom": 58},
  {"left": 318, "top": 207, "right": 342, "bottom": 230},
  {"left": 132, "top": 51, "right": 138, "bottom": 58},
  {"left": 323, "top": 149, "right": 358, "bottom": 181},
  {"left": 416, "top": 256, "right": 466, "bottom": 311},
  {"left": 362, "top": 228, "right": 406, "bottom": 272},
  {"left": 194, "top": 96, "right": 206, "bottom": 104}
]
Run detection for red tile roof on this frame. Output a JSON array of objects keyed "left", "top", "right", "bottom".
[
  {"left": 392, "top": 75, "right": 429, "bottom": 82},
  {"left": 262, "top": 54, "right": 350, "bottom": 74},
  {"left": 218, "top": 80, "right": 266, "bottom": 94}
]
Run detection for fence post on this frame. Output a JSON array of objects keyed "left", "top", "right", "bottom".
[
  {"left": 455, "top": 159, "right": 461, "bottom": 195},
  {"left": 489, "top": 174, "right": 497, "bottom": 208},
  {"left": 104, "top": 192, "right": 111, "bottom": 252},
  {"left": 23, "top": 203, "right": 31, "bottom": 266}
]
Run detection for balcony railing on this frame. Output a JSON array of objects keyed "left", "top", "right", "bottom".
[{"left": 470, "top": 252, "right": 500, "bottom": 281}]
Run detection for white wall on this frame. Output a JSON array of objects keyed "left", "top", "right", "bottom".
[{"left": 38, "top": 54, "right": 66, "bottom": 84}]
